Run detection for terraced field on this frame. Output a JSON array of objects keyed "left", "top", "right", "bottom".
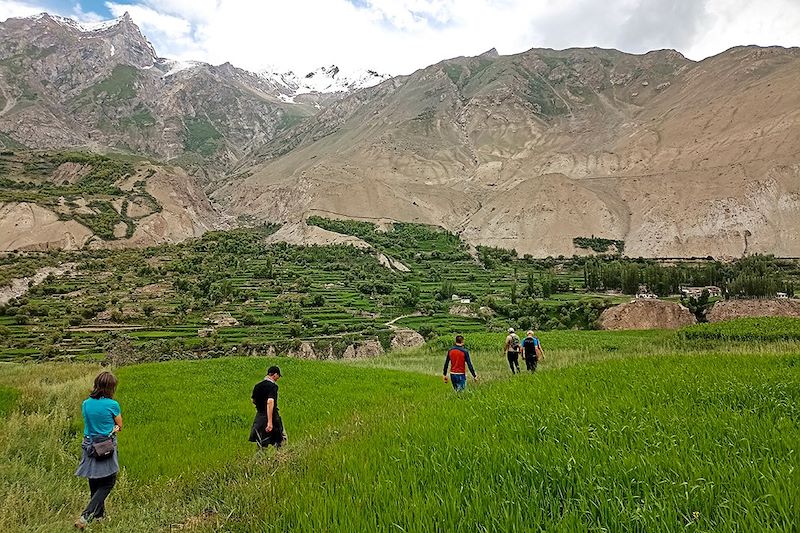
[
  {"left": 1, "top": 222, "right": 798, "bottom": 364},
  {"left": 0, "top": 224, "right": 620, "bottom": 362}
]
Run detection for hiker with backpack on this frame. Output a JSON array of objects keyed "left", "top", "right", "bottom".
[
  {"left": 522, "top": 330, "right": 544, "bottom": 372},
  {"left": 504, "top": 328, "right": 521, "bottom": 374}
]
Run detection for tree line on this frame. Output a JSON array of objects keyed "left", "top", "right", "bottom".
[{"left": 583, "top": 255, "right": 796, "bottom": 297}]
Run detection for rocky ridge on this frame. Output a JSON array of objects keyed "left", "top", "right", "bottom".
[
  {"left": 219, "top": 46, "right": 800, "bottom": 257},
  {"left": 1, "top": 12, "right": 799, "bottom": 257}
]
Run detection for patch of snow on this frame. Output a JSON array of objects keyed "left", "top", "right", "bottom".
[
  {"left": 109, "top": 44, "right": 115, "bottom": 56},
  {"left": 278, "top": 94, "right": 295, "bottom": 103},
  {"left": 161, "top": 59, "right": 201, "bottom": 77},
  {"left": 258, "top": 64, "right": 390, "bottom": 97},
  {"left": 28, "top": 13, "right": 124, "bottom": 33},
  {"left": 78, "top": 18, "right": 123, "bottom": 32}
]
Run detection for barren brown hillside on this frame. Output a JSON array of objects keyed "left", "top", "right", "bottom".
[
  {"left": 215, "top": 46, "right": 800, "bottom": 258},
  {"left": 0, "top": 153, "right": 225, "bottom": 251}
]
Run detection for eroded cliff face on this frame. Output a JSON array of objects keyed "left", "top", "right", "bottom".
[
  {"left": 218, "top": 46, "right": 800, "bottom": 257},
  {"left": 1, "top": 12, "right": 799, "bottom": 257},
  {"left": 0, "top": 151, "right": 227, "bottom": 251}
]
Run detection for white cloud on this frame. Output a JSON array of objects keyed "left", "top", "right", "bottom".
[
  {"left": 685, "top": 0, "right": 800, "bottom": 59},
  {"left": 106, "top": 1, "right": 199, "bottom": 59},
  {"left": 112, "top": 0, "right": 554, "bottom": 74},
  {"left": 6, "top": 0, "right": 800, "bottom": 74},
  {"left": 71, "top": 2, "right": 103, "bottom": 22},
  {"left": 0, "top": 0, "right": 50, "bottom": 20}
]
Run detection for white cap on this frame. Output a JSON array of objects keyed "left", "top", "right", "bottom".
[{"left": 508, "top": 327, "right": 515, "bottom": 333}]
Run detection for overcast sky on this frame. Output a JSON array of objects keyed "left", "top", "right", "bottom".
[{"left": 2, "top": 0, "right": 799, "bottom": 74}]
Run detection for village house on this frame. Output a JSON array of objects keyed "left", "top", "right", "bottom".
[{"left": 680, "top": 286, "right": 722, "bottom": 298}]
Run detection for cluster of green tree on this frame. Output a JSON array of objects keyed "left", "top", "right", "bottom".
[
  {"left": 583, "top": 254, "right": 796, "bottom": 297},
  {"left": 0, "top": 253, "right": 60, "bottom": 287},
  {"left": 518, "top": 271, "right": 571, "bottom": 299},
  {"left": 573, "top": 236, "right": 625, "bottom": 254},
  {"left": 53, "top": 152, "right": 135, "bottom": 190},
  {"left": 306, "top": 217, "right": 469, "bottom": 261},
  {"left": 476, "top": 246, "right": 517, "bottom": 269},
  {"left": 482, "top": 295, "right": 610, "bottom": 330},
  {"left": 727, "top": 273, "right": 794, "bottom": 298}
]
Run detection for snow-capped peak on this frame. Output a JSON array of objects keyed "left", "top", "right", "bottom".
[
  {"left": 26, "top": 12, "right": 127, "bottom": 33},
  {"left": 258, "top": 65, "right": 390, "bottom": 97}
]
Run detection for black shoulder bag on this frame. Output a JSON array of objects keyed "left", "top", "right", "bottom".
[{"left": 89, "top": 435, "right": 115, "bottom": 460}]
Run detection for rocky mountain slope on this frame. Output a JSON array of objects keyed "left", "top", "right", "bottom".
[
  {"left": 1, "top": 12, "right": 798, "bottom": 257},
  {"left": 0, "top": 13, "right": 322, "bottom": 175},
  {"left": 218, "top": 46, "right": 800, "bottom": 258}
]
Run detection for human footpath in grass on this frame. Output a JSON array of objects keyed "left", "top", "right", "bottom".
[{"left": 0, "top": 330, "right": 798, "bottom": 531}]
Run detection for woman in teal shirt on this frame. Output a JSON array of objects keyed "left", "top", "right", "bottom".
[{"left": 74, "top": 371, "right": 122, "bottom": 530}]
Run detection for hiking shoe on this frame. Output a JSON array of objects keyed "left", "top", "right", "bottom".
[{"left": 74, "top": 516, "right": 88, "bottom": 530}]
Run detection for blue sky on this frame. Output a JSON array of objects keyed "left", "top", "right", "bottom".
[
  {"left": 2, "top": 0, "right": 800, "bottom": 74},
  {"left": 70, "top": 0, "right": 111, "bottom": 16}
]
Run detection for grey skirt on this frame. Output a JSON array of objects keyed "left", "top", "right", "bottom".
[{"left": 75, "top": 436, "right": 119, "bottom": 479}]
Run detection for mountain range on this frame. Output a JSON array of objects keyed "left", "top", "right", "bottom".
[{"left": 1, "top": 12, "right": 798, "bottom": 257}]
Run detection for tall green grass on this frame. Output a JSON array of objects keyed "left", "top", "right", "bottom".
[
  {"left": 116, "top": 357, "right": 440, "bottom": 480},
  {"left": 681, "top": 317, "right": 800, "bottom": 342},
  {"left": 0, "top": 332, "right": 797, "bottom": 531},
  {"left": 0, "top": 386, "right": 17, "bottom": 417},
  {"left": 231, "top": 354, "right": 800, "bottom": 531}
]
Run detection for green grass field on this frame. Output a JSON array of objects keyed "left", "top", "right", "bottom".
[{"left": 0, "top": 330, "right": 797, "bottom": 531}]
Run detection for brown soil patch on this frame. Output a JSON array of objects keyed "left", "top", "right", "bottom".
[
  {"left": 0, "top": 202, "right": 93, "bottom": 251},
  {"left": 450, "top": 305, "right": 476, "bottom": 318},
  {"left": 133, "top": 282, "right": 169, "bottom": 297},
  {"left": 390, "top": 328, "right": 425, "bottom": 349},
  {"left": 707, "top": 299, "right": 800, "bottom": 322},
  {"left": 113, "top": 222, "right": 128, "bottom": 238},
  {"left": 0, "top": 262, "right": 77, "bottom": 305},
  {"left": 265, "top": 221, "right": 370, "bottom": 248},
  {"left": 51, "top": 162, "right": 91, "bottom": 185},
  {"left": 599, "top": 299, "right": 696, "bottom": 330}
]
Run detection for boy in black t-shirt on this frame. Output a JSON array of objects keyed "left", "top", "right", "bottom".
[{"left": 249, "top": 366, "right": 285, "bottom": 448}]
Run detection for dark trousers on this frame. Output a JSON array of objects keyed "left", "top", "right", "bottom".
[
  {"left": 83, "top": 473, "right": 116, "bottom": 520},
  {"left": 525, "top": 355, "right": 538, "bottom": 372},
  {"left": 250, "top": 413, "right": 285, "bottom": 448},
  {"left": 507, "top": 351, "right": 520, "bottom": 374},
  {"left": 450, "top": 373, "right": 467, "bottom": 391}
]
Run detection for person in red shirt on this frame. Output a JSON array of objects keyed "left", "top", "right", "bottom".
[{"left": 443, "top": 335, "right": 478, "bottom": 391}]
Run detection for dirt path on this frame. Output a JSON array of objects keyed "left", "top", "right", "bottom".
[
  {"left": 0, "top": 263, "right": 77, "bottom": 305},
  {"left": 384, "top": 312, "right": 422, "bottom": 329}
]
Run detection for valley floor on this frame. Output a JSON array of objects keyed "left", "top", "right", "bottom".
[{"left": 0, "top": 331, "right": 798, "bottom": 531}]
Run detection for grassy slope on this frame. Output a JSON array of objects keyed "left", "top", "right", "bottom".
[
  {"left": 0, "top": 332, "right": 798, "bottom": 531},
  {"left": 0, "top": 386, "right": 17, "bottom": 417}
]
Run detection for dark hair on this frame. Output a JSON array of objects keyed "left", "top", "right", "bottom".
[
  {"left": 455, "top": 335, "right": 464, "bottom": 344},
  {"left": 267, "top": 365, "right": 282, "bottom": 377},
  {"left": 90, "top": 371, "right": 118, "bottom": 399}
]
